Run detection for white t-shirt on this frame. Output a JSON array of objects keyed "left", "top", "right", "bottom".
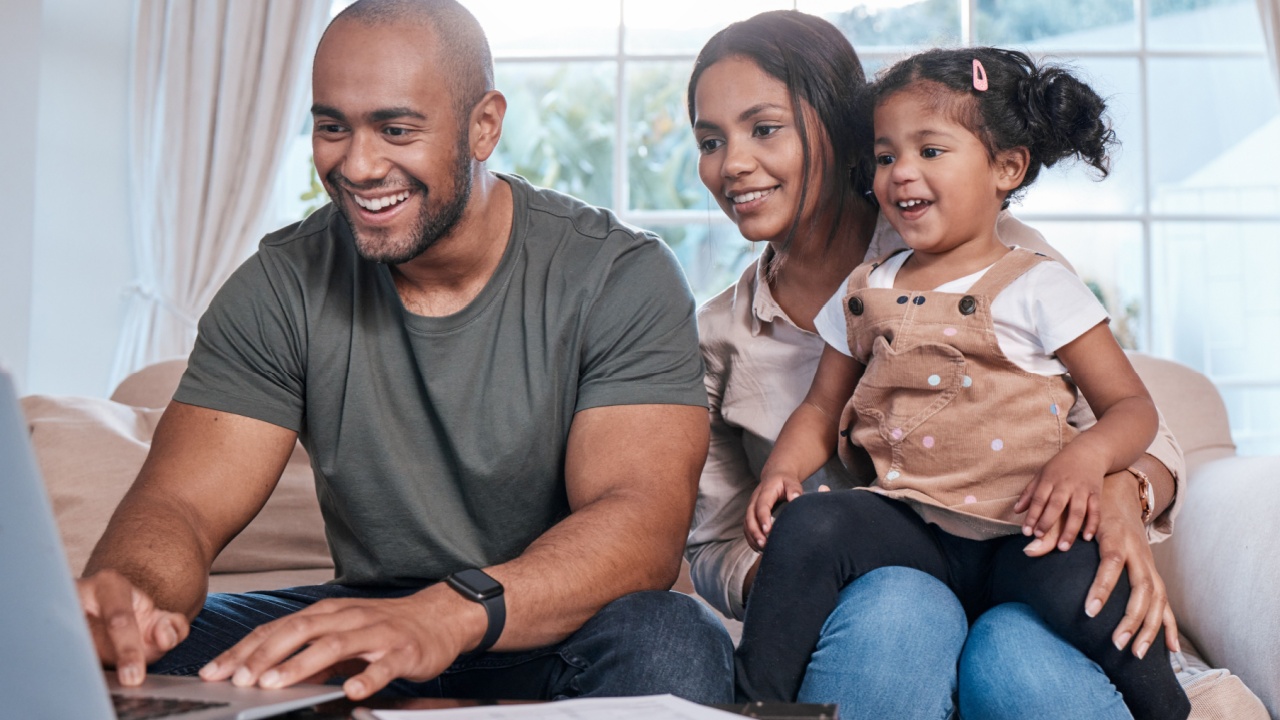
[{"left": 814, "top": 249, "right": 1109, "bottom": 376}]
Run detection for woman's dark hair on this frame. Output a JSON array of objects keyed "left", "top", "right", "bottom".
[
  {"left": 872, "top": 47, "right": 1117, "bottom": 207},
  {"left": 687, "top": 10, "right": 874, "bottom": 251}
]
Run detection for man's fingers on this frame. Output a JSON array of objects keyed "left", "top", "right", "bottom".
[
  {"left": 258, "top": 628, "right": 380, "bottom": 691},
  {"left": 221, "top": 603, "right": 370, "bottom": 688},
  {"left": 97, "top": 576, "right": 149, "bottom": 685},
  {"left": 342, "top": 644, "right": 421, "bottom": 700}
]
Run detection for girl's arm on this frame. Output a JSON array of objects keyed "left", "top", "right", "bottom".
[
  {"left": 746, "top": 345, "right": 862, "bottom": 549},
  {"left": 1015, "top": 321, "right": 1159, "bottom": 544}
]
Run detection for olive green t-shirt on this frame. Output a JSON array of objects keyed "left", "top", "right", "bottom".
[{"left": 174, "top": 174, "right": 706, "bottom": 586}]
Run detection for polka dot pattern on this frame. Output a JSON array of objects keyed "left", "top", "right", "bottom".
[
  {"left": 886, "top": 470, "right": 901, "bottom": 481},
  {"left": 891, "top": 427, "right": 903, "bottom": 440},
  {"left": 963, "top": 376, "right": 973, "bottom": 388},
  {"left": 943, "top": 327, "right": 957, "bottom": 337},
  {"left": 991, "top": 439, "right": 1004, "bottom": 451},
  {"left": 964, "top": 495, "right": 978, "bottom": 504},
  {"left": 1050, "top": 403, "right": 1059, "bottom": 416},
  {"left": 927, "top": 374, "right": 941, "bottom": 386},
  {"left": 922, "top": 436, "right": 935, "bottom": 448}
]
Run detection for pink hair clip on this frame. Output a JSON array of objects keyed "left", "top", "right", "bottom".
[{"left": 972, "top": 58, "right": 988, "bottom": 91}]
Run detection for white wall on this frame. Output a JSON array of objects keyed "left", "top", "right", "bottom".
[
  {"left": 0, "top": 0, "right": 135, "bottom": 397},
  {"left": 0, "top": 0, "right": 43, "bottom": 389}
]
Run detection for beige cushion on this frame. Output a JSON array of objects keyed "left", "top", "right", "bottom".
[
  {"left": 1131, "top": 353, "right": 1236, "bottom": 472},
  {"left": 20, "top": 394, "right": 333, "bottom": 578},
  {"left": 1153, "top": 454, "right": 1280, "bottom": 718},
  {"left": 109, "top": 358, "right": 189, "bottom": 409}
]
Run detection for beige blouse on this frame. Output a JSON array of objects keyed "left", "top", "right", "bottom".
[{"left": 687, "top": 212, "right": 1187, "bottom": 620}]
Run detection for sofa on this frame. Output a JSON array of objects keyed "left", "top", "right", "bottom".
[{"left": 20, "top": 354, "right": 1277, "bottom": 718}]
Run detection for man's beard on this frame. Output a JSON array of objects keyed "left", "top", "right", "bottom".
[{"left": 329, "top": 135, "right": 473, "bottom": 265}]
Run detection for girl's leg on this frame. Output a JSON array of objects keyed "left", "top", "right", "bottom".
[
  {"left": 988, "top": 539, "right": 1190, "bottom": 720},
  {"left": 798, "top": 567, "right": 967, "bottom": 720},
  {"left": 960, "top": 602, "right": 1133, "bottom": 720},
  {"left": 735, "top": 491, "right": 950, "bottom": 702}
]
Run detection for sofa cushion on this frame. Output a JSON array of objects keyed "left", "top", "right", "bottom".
[{"left": 20, "top": 394, "right": 333, "bottom": 578}]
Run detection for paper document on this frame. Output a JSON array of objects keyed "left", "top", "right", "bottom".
[{"left": 370, "top": 694, "right": 742, "bottom": 719}]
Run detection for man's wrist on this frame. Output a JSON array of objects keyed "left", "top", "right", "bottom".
[{"left": 443, "top": 569, "right": 505, "bottom": 659}]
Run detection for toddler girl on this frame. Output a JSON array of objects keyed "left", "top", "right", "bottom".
[{"left": 738, "top": 47, "right": 1190, "bottom": 719}]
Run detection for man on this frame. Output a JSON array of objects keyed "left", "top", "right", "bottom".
[{"left": 76, "top": 0, "right": 733, "bottom": 703}]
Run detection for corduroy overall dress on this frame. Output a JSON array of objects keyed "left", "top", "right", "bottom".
[{"left": 837, "top": 247, "right": 1080, "bottom": 539}]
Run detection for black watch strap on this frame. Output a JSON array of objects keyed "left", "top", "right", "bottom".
[{"left": 445, "top": 568, "right": 505, "bottom": 660}]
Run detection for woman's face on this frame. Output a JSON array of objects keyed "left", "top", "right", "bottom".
[{"left": 692, "top": 56, "right": 823, "bottom": 244}]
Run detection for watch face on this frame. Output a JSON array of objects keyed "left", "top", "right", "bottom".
[{"left": 449, "top": 569, "right": 503, "bottom": 600}]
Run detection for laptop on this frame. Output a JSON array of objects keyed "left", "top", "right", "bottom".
[{"left": 0, "top": 369, "right": 346, "bottom": 719}]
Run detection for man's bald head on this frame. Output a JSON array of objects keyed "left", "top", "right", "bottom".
[{"left": 326, "top": 0, "right": 494, "bottom": 127}]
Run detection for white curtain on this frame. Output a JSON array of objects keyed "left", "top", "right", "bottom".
[
  {"left": 1261, "top": 0, "right": 1280, "bottom": 95},
  {"left": 112, "top": 0, "right": 329, "bottom": 384}
]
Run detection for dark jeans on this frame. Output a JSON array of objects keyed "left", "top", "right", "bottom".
[
  {"left": 151, "top": 585, "right": 734, "bottom": 703},
  {"left": 736, "top": 490, "right": 1190, "bottom": 720}
]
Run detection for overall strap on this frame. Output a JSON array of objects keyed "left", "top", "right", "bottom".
[
  {"left": 847, "top": 249, "right": 910, "bottom": 293},
  {"left": 966, "top": 247, "right": 1052, "bottom": 299}
]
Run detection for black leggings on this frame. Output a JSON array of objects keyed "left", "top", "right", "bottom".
[{"left": 735, "top": 491, "right": 1190, "bottom": 720}]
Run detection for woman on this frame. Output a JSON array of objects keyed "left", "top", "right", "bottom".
[{"left": 684, "top": 10, "right": 1186, "bottom": 718}]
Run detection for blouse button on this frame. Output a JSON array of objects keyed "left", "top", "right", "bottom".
[
  {"left": 848, "top": 297, "right": 864, "bottom": 315},
  {"left": 958, "top": 295, "right": 977, "bottom": 315},
  {"left": 897, "top": 295, "right": 909, "bottom": 304},
  {"left": 913, "top": 296, "right": 926, "bottom": 305}
]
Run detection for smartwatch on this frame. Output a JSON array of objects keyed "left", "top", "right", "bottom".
[{"left": 445, "top": 568, "right": 505, "bottom": 660}]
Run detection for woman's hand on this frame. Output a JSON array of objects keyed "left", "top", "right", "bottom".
[
  {"left": 744, "top": 473, "right": 802, "bottom": 551},
  {"left": 1024, "top": 469, "right": 1179, "bottom": 658}
]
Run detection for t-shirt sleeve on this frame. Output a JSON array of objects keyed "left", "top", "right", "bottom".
[
  {"left": 173, "top": 252, "right": 307, "bottom": 432},
  {"left": 1024, "top": 262, "right": 1111, "bottom": 355},
  {"left": 814, "top": 285, "right": 854, "bottom": 357},
  {"left": 575, "top": 235, "right": 707, "bottom": 411}
]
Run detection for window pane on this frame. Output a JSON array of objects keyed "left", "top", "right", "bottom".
[
  {"left": 975, "top": 0, "right": 1135, "bottom": 48},
  {"left": 462, "top": 1, "right": 619, "bottom": 57},
  {"left": 1029, "top": 221, "right": 1145, "bottom": 350},
  {"left": 1151, "top": 221, "right": 1280, "bottom": 380},
  {"left": 490, "top": 62, "right": 615, "bottom": 208},
  {"left": 646, "top": 223, "right": 759, "bottom": 303},
  {"left": 625, "top": 0, "right": 793, "bottom": 55},
  {"left": 1148, "top": 0, "right": 1264, "bottom": 50},
  {"left": 1149, "top": 59, "right": 1280, "bottom": 215},
  {"left": 804, "top": 0, "right": 961, "bottom": 49},
  {"left": 1014, "top": 59, "right": 1142, "bottom": 215},
  {"left": 628, "top": 62, "right": 703, "bottom": 211},
  {"left": 1219, "top": 386, "right": 1280, "bottom": 456}
]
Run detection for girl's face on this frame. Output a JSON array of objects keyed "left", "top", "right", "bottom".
[
  {"left": 872, "top": 88, "right": 1019, "bottom": 257},
  {"left": 692, "top": 56, "right": 824, "bottom": 244}
]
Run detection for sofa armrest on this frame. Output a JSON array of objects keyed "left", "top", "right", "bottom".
[{"left": 1152, "top": 455, "right": 1280, "bottom": 719}]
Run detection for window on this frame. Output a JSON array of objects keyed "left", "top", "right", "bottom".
[{"left": 273, "top": 0, "right": 1280, "bottom": 454}]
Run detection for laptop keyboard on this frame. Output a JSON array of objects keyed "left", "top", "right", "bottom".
[{"left": 112, "top": 693, "right": 230, "bottom": 720}]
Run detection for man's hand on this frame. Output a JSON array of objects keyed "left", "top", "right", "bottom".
[
  {"left": 744, "top": 473, "right": 802, "bottom": 551},
  {"left": 198, "top": 584, "right": 486, "bottom": 700},
  {"left": 78, "top": 570, "right": 190, "bottom": 686},
  {"left": 1015, "top": 441, "right": 1108, "bottom": 547},
  {"left": 1023, "top": 470, "right": 1179, "bottom": 659}
]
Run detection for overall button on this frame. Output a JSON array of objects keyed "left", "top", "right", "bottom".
[
  {"left": 912, "top": 296, "right": 926, "bottom": 305},
  {"left": 897, "top": 295, "right": 909, "bottom": 304},
  {"left": 848, "top": 297, "right": 864, "bottom": 315},
  {"left": 958, "top": 295, "right": 977, "bottom": 315}
]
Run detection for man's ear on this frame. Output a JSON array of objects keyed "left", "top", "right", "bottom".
[
  {"left": 469, "top": 90, "right": 507, "bottom": 163},
  {"left": 995, "top": 146, "right": 1030, "bottom": 193}
]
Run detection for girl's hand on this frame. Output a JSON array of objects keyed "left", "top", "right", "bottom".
[
  {"left": 1015, "top": 441, "right": 1108, "bottom": 548},
  {"left": 745, "top": 474, "right": 802, "bottom": 551},
  {"left": 1023, "top": 470, "right": 1179, "bottom": 658}
]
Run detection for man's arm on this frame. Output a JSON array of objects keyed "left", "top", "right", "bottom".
[
  {"left": 79, "top": 401, "right": 298, "bottom": 684},
  {"left": 198, "top": 402, "right": 709, "bottom": 699}
]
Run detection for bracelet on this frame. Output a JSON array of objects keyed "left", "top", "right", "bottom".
[{"left": 1126, "top": 466, "right": 1154, "bottom": 524}]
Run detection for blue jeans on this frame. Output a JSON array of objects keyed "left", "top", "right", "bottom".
[
  {"left": 151, "top": 585, "right": 733, "bottom": 703},
  {"left": 798, "top": 567, "right": 1132, "bottom": 720}
]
